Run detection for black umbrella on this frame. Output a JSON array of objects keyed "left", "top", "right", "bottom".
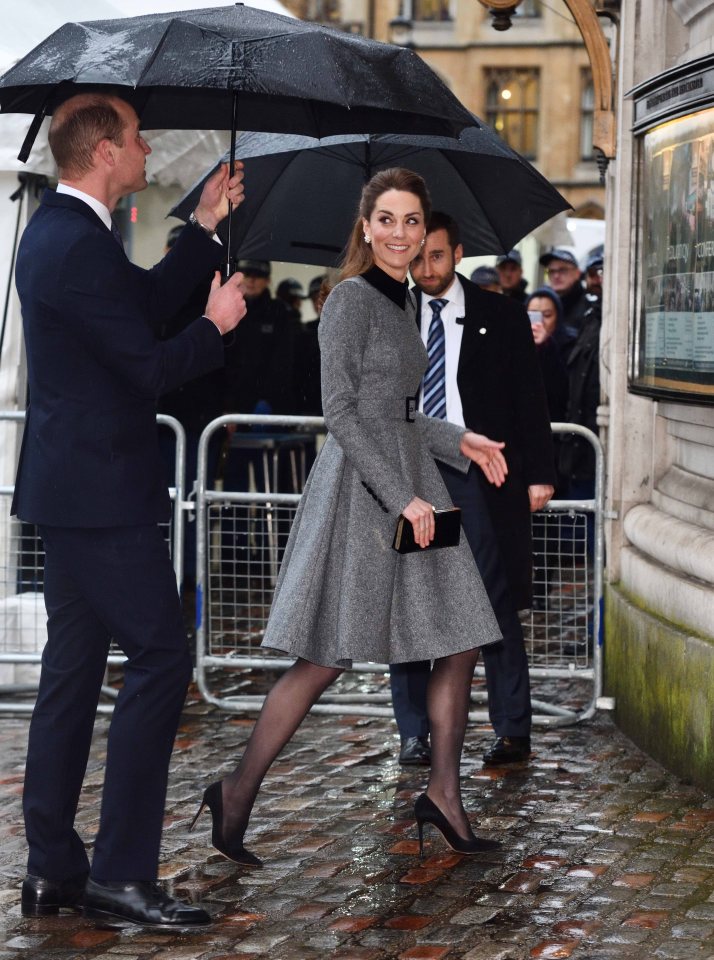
[
  {"left": 170, "top": 127, "right": 571, "bottom": 265},
  {"left": 0, "top": 4, "right": 475, "bottom": 160}
]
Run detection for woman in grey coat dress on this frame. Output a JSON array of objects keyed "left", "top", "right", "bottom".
[{"left": 191, "top": 169, "right": 509, "bottom": 864}]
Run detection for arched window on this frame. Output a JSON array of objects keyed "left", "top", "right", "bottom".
[{"left": 484, "top": 68, "right": 539, "bottom": 160}]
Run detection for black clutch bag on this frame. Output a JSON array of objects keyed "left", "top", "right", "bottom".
[{"left": 392, "top": 507, "right": 462, "bottom": 554}]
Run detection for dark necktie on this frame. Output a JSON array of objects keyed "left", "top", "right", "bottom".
[
  {"left": 422, "top": 298, "right": 448, "bottom": 419},
  {"left": 110, "top": 219, "right": 125, "bottom": 251}
]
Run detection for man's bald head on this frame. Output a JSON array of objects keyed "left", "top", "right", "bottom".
[{"left": 48, "top": 93, "right": 127, "bottom": 179}]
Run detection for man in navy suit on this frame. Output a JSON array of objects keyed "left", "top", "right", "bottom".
[
  {"left": 13, "top": 92, "right": 246, "bottom": 929},
  {"left": 390, "top": 212, "right": 555, "bottom": 767}
]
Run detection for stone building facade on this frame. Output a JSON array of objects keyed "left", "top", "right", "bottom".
[{"left": 601, "top": 0, "right": 714, "bottom": 791}]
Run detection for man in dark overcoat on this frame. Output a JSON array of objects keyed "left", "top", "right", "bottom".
[
  {"left": 12, "top": 92, "right": 246, "bottom": 928},
  {"left": 390, "top": 212, "right": 555, "bottom": 767}
]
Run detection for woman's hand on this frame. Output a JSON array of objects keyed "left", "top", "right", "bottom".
[
  {"left": 402, "top": 496, "right": 436, "bottom": 549},
  {"left": 460, "top": 432, "right": 508, "bottom": 486}
]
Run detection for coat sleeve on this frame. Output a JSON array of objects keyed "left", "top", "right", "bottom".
[
  {"left": 319, "top": 281, "right": 413, "bottom": 517},
  {"left": 414, "top": 413, "right": 469, "bottom": 473},
  {"left": 131, "top": 223, "right": 224, "bottom": 327},
  {"left": 61, "top": 235, "right": 224, "bottom": 399}
]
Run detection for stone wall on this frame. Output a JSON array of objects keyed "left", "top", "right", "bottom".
[
  {"left": 605, "top": 585, "right": 714, "bottom": 791},
  {"left": 602, "top": 0, "right": 714, "bottom": 785}
]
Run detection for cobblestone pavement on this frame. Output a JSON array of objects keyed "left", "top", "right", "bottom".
[{"left": 2, "top": 670, "right": 714, "bottom": 960}]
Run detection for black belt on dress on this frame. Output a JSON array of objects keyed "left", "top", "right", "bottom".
[{"left": 356, "top": 396, "right": 417, "bottom": 423}]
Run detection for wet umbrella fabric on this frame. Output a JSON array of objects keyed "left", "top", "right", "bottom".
[
  {"left": 170, "top": 127, "right": 571, "bottom": 266},
  {"left": 0, "top": 4, "right": 474, "bottom": 141}
]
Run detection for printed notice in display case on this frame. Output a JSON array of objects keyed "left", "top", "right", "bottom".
[{"left": 636, "top": 107, "right": 714, "bottom": 400}]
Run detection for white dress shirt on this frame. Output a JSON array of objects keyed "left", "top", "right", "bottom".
[
  {"left": 56, "top": 183, "right": 112, "bottom": 231},
  {"left": 417, "top": 274, "right": 466, "bottom": 428}
]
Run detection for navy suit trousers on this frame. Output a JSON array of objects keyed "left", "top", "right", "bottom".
[
  {"left": 390, "top": 463, "right": 532, "bottom": 739},
  {"left": 24, "top": 525, "right": 192, "bottom": 882}
]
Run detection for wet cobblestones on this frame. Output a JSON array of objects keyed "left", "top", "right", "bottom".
[{"left": 1, "top": 671, "right": 714, "bottom": 959}]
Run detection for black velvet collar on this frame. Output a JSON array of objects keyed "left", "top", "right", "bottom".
[{"left": 362, "top": 265, "right": 409, "bottom": 310}]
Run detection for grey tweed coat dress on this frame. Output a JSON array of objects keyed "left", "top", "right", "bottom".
[{"left": 261, "top": 267, "right": 501, "bottom": 667}]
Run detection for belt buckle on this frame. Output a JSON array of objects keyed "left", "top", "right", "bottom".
[{"left": 405, "top": 396, "right": 416, "bottom": 423}]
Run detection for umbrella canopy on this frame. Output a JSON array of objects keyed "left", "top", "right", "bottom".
[
  {"left": 170, "top": 127, "right": 571, "bottom": 265},
  {"left": 0, "top": 4, "right": 474, "bottom": 139}
]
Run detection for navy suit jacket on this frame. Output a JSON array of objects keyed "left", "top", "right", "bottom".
[
  {"left": 12, "top": 189, "right": 225, "bottom": 527},
  {"left": 415, "top": 274, "right": 555, "bottom": 607}
]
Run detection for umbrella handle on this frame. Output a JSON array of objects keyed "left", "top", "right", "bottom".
[
  {"left": 18, "top": 104, "right": 49, "bottom": 164},
  {"left": 17, "top": 82, "right": 73, "bottom": 164},
  {"left": 223, "top": 91, "right": 239, "bottom": 282}
]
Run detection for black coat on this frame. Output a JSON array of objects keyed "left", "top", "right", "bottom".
[
  {"left": 560, "top": 282, "right": 592, "bottom": 340},
  {"left": 560, "top": 300, "right": 601, "bottom": 483},
  {"left": 12, "top": 189, "right": 224, "bottom": 527},
  {"left": 415, "top": 274, "right": 556, "bottom": 607}
]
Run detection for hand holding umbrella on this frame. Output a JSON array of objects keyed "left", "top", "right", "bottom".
[
  {"left": 203, "top": 269, "right": 246, "bottom": 336},
  {"left": 191, "top": 160, "right": 245, "bottom": 233}
]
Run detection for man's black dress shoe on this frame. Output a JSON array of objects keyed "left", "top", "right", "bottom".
[
  {"left": 482, "top": 736, "right": 531, "bottom": 766},
  {"left": 399, "top": 736, "right": 431, "bottom": 766},
  {"left": 83, "top": 878, "right": 211, "bottom": 930},
  {"left": 21, "top": 873, "right": 87, "bottom": 917}
]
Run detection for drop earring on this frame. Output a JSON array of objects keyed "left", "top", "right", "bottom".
[{"left": 364, "top": 235, "right": 371, "bottom": 244}]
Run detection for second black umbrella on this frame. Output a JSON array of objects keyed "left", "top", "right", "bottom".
[{"left": 171, "top": 127, "right": 571, "bottom": 266}]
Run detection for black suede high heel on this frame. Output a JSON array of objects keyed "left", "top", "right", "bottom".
[
  {"left": 414, "top": 793, "right": 501, "bottom": 857},
  {"left": 189, "top": 781, "right": 262, "bottom": 868}
]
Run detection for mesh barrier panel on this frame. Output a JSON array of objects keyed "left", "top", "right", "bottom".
[
  {"left": 205, "top": 500, "right": 298, "bottom": 658},
  {"left": 524, "top": 510, "right": 593, "bottom": 669},
  {"left": 194, "top": 418, "right": 603, "bottom": 726},
  {"left": 0, "top": 511, "right": 46, "bottom": 678},
  {"left": 202, "top": 503, "right": 595, "bottom": 672},
  {"left": 0, "top": 412, "right": 601, "bottom": 723}
]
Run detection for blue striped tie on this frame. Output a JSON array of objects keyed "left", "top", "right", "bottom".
[{"left": 422, "top": 298, "right": 448, "bottom": 419}]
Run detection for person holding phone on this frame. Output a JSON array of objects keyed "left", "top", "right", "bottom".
[
  {"left": 525, "top": 288, "right": 569, "bottom": 609},
  {"left": 526, "top": 288, "right": 569, "bottom": 424}
]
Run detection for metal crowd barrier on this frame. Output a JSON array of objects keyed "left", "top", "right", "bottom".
[
  {"left": 0, "top": 412, "right": 186, "bottom": 714},
  {"left": 195, "top": 416, "right": 605, "bottom": 727}
]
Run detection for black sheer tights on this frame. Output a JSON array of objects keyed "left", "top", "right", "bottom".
[
  {"left": 426, "top": 647, "right": 481, "bottom": 840},
  {"left": 219, "top": 649, "right": 480, "bottom": 845},
  {"left": 221, "top": 658, "right": 343, "bottom": 843}
]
